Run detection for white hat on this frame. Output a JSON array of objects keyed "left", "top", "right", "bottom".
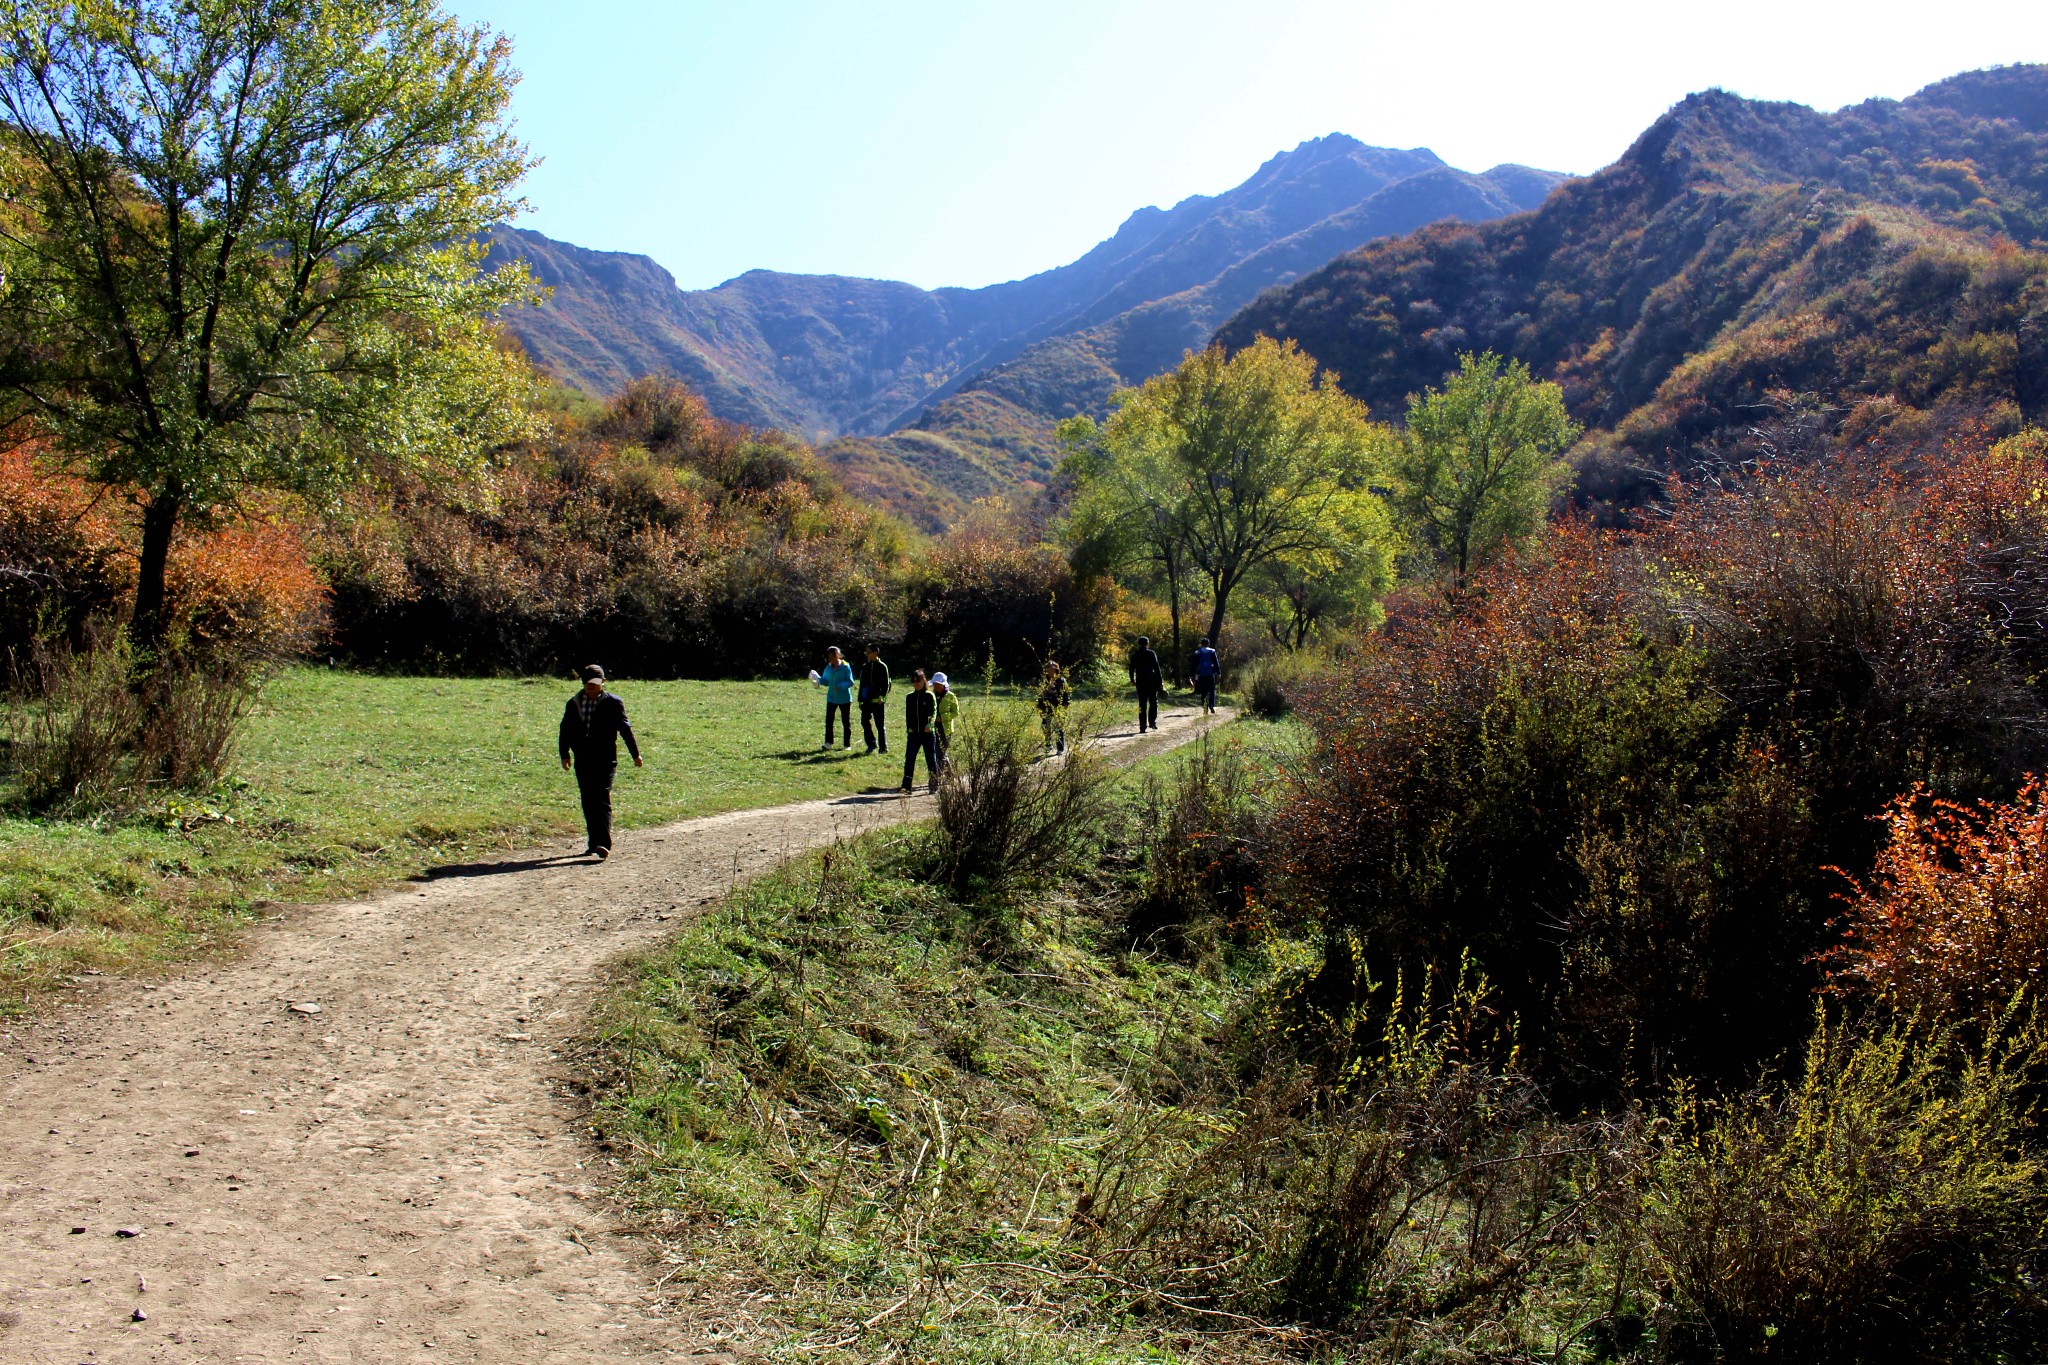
[{"left": 930, "top": 671, "right": 948, "bottom": 686}]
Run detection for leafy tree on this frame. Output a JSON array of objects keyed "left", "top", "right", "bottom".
[
  {"left": 1078, "top": 337, "right": 1391, "bottom": 650},
  {"left": 1243, "top": 515, "right": 1394, "bottom": 650},
  {"left": 1392, "top": 352, "right": 1579, "bottom": 593},
  {"left": 0, "top": 0, "right": 538, "bottom": 652},
  {"left": 1059, "top": 412, "right": 1195, "bottom": 677}
]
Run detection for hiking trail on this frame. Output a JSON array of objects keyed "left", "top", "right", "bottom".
[{"left": 0, "top": 705, "right": 1232, "bottom": 1363}]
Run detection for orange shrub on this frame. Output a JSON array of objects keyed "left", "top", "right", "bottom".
[
  {"left": 1827, "top": 781, "right": 2048, "bottom": 1024},
  {"left": 165, "top": 516, "right": 328, "bottom": 663}
]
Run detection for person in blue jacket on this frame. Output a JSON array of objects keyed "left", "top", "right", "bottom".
[{"left": 814, "top": 646, "right": 856, "bottom": 750}]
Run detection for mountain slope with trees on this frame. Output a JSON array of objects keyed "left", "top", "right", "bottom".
[
  {"left": 488, "top": 141, "right": 1561, "bottom": 528},
  {"left": 1217, "top": 65, "right": 2048, "bottom": 508}
]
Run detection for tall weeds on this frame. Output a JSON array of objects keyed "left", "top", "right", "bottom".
[
  {"left": 8, "top": 628, "right": 258, "bottom": 813},
  {"left": 930, "top": 699, "right": 1113, "bottom": 903}
]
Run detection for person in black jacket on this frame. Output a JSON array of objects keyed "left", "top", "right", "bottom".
[
  {"left": 900, "top": 669, "right": 938, "bottom": 794},
  {"left": 558, "top": 665, "right": 642, "bottom": 860},
  {"left": 858, "top": 644, "right": 891, "bottom": 754},
  {"left": 1129, "top": 635, "right": 1164, "bottom": 733}
]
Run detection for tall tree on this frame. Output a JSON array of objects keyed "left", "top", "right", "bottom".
[
  {"left": 1083, "top": 337, "right": 1389, "bottom": 650},
  {"left": 1392, "top": 351, "right": 1580, "bottom": 592},
  {"left": 0, "top": 0, "right": 539, "bottom": 652},
  {"left": 1059, "top": 413, "right": 1195, "bottom": 678}
]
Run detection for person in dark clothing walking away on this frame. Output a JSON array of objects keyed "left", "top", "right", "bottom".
[
  {"left": 901, "top": 669, "right": 939, "bottom": 794},
  {"left": 1190, "top": 637, "right": 1220, "bottom": 715},
  {"left": 931, "top": 672, "right": 958, "bottom": 773},
  {"left": 1129, "top": 635, "right": 1164, "bottom": 733},
  {"left": 858, "top": 644, "right": 891, "bottom": 754},
  {"left": 1038, "top": 660, "right": 1072, "bottom": 755},
  {"left": 559, "top": 665, "right": 642, "bottom": 860}
]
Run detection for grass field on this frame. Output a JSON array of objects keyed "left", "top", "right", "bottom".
[{"left": 0, "top": 667, "right": 1116, "bottom": 1010}]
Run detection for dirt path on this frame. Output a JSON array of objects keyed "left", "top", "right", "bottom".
[{"left": 0, "top": 705, "right": 1232, "bottom": 1363}]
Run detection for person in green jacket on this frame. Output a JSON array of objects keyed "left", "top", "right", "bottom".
[
  {"left": 931, "top": 671, "right": 959, "bottom": 772},
  {"left": 1037, "top": 660, "right": 1071, "bottom": 755},
  {"left": 813, "top": 646, "right": 855, "bottom": 750}
]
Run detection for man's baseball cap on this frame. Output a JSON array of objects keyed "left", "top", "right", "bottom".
[{"left": 580, "top": 665, "right": 605, "bottom": 682}]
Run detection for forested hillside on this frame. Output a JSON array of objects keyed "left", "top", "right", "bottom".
[
  {"left": 487, "top": 140, "right": 1559, "bottom": 528},
  {"left": 1218, "top": 65, "right": 2048, "bottom": 508}
]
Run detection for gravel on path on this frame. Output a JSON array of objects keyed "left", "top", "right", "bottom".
[{"left": 0, "top": 705, "right": 1232, "bottom": 1362}]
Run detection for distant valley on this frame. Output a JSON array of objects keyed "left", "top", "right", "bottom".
[{"left": 487, "top": 140, "right": 1561, "bottom": 528}]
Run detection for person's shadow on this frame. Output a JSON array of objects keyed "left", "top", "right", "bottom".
[
  {"left": 413, "top": 853, "right": 591, "bottom": 881},
  {"left": 770, "top": 746, "right": 859, "bottom": 766}
]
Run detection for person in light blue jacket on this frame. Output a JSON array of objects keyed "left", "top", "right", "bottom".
[{"left": 814, "top": 646, "right": 856, "bottom": 750}]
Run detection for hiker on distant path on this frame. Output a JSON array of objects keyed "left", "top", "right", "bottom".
[
  {"left": 858, "top": 644, "right": 891, "bottom": 754},
  {"left": 1129, "top": 635, "right": 1164, "bottom": 733},
  {"left": 813, "top": 646, "right": 855, "bottom": 750},
  {"left": 1190, "top": 637, "right": 1220, "bottom": 715},
  {"left": 931, "top": 671, "right": 958, "bottom": 773},
  {"left": 558, "top": 665, "right": 641, "bottom": 861},
  {"left": 901, "top": 669, "right": 939, "bottom": 794},
  {"left": 1038, "top": 660, "right": 1072, "bottom": 755}
]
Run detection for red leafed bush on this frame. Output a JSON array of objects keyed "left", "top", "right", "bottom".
[
  {"left": 1827, "top": 780, "right": 2048, "bottom": 1024},
  {"left": 2, "top": 443, "right": 327, "bottom": 680},
  {"left": 167, "top": 516, "right": 328, "bottom": 664},
  {"left": 0, "top": 442, "right": 131, "bottom": 674},
  {"left": 1275, "top": 431, "right": 2048, "bottom": 1096}
]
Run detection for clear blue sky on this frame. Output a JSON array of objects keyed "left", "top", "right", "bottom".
[{"left": 445, "top": 0, "right": 2047, "bottom": 293}]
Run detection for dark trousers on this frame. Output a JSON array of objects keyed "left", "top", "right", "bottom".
[
  {"left": 1137, "top": 685, "right": 1160, "bottom": 731},
  {"left": 1195, "top": 676, "right": 1217, "bottom": 711},
  {"left": 902, "top": 729, "right": 938, "bottom": 791},
  {"left": 861, "top": 699, "right": 888, "bottom": 752},
  {"left": 825, "top": 701, "right": 851, "bottom": 746},
  {"left": 934, "top": 729, "right": 950, "bottom": 774},
  {"left": 574, "top": 759, "right": 615, "bottom": 853}
]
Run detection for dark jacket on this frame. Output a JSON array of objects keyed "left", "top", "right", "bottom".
[
  {"left": 560, "top": 691, "right": 640, "bottom": 768},
  {"left": 904, "top": 688, "right": 936, "bottom": 736},
  {"left": 1037, "top": 675, "right": 1071, "bottom": 715},
  {"left": 1130, "top": 647, "right": 1163, "bottom": 688},
  {"left": 858, "top": 657, "right": 891, "bottom": 704},
  {"left": 1191, "top": 645, "right": 1220, "bottom": 680}
]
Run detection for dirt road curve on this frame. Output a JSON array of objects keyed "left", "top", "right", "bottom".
[{"left": 0, "top": 706, "right": 1231, "bottom": 1363}]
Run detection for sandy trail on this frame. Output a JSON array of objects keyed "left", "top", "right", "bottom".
[{"left": 0, "top": 705, "right": 1231, "bottom": 1363}]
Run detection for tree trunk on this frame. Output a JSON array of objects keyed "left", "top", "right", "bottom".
[
  {"left": 1205, "top": 586, "right": 1232, "bottom": 662},
  {"left": 1167, "top": 569, "right": 1183, "bottom": 687},
  {"left": 131, "top": 481, "right": 183, "bottom": 656}
]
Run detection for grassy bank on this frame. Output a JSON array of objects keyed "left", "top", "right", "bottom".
[
  {"left": 0, "top": 668, "right": 1071, "bottom": 1009},
  {"left": 586, "top": 724, "right": 1300, "bottom": 1364}
]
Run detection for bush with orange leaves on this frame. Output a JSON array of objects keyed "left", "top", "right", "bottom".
[
  {"left": 2, "top": 443, "right": 327, "bottom": 684},
  {"left": 1828, "top": 780, "right": 2048, "bottom": 1026}
]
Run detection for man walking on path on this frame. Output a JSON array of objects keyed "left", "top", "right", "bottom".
[
  {"left": 1130, "top": 635, "right": 1164, "bottom": 733},
  {"left": 859, "top": 644, "right": 892, "bottom": 754},
  {"left": 1191, "top": 638, "right": 1220, "bottom": 715},
  {"left": 901, "top": 669, "right": 939, "bottom": 793},
  {"left": 559, "top": 665, "right": 642, "bottom": 860}
]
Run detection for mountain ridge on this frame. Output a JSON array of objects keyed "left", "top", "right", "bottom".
[
  {"left": 1214, "top": 64, "right": 2048, "bottom": 508},
  {"left": 487, "top": 137, "right": 1563, "bottom": 526}
]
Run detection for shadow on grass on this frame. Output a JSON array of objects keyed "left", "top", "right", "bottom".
[
  {"left": 413, "top": 853, "right": 594, "bottom": 881},
  {"left": 768, "top": 745, "right": 869, "bottom": 765}
]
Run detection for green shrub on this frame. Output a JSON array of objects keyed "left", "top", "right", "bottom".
[{"left": 1633, "top": 1008, "right": 2048, "bottom": 1363}]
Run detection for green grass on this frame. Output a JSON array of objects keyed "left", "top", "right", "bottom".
[{"left": 0, "top": 668, "right": 1019, "bottom": 1008}]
